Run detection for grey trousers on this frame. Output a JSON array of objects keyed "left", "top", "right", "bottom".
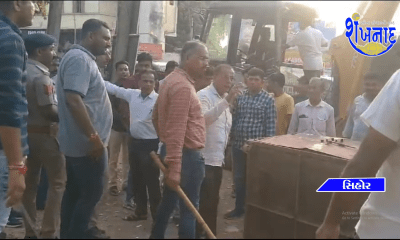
[{"left": 22, "top": 133, "right": 66, "bottom": 238}]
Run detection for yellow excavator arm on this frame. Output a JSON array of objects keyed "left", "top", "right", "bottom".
[{"left": 331, "top": 1, "right": 400, "bottom": 120}]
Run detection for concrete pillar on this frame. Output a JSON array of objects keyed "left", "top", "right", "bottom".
[
  {"left": 47, "top": 1, "right": 63, "bottom": 44},
  {"left": 111, "top": 1, "right": 134, "bottom": 82},
  {"left": 127, "top": 1, "right": 141, "bottom": 74}
]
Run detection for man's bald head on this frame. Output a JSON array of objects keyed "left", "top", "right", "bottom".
[
  {"left": 213, "top": 64, "right": 233, "bottom": 77},
  {"left": 180, "top": 40, "right": 209, "bottom": 80},
  {"left": 180, "top": 41, "right": 207, "bottom": 63},
  {"left": 213, "top": 64, "right": 234, "bottom": 96}
]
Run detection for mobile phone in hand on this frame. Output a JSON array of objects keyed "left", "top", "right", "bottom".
[{"left": 228, "top": 83, "right": 236, "bottom": 93}]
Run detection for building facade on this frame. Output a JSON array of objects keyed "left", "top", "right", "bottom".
[
  {"left": 21, "top": 1, "right": 117, "bottom": 53},
  {"left": 22, "top": 1, "right": 178, "bottom": 62}
]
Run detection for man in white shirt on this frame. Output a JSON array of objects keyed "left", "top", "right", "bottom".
[
  {"left": 288, "top": 77, "right": 336, "bottom": 137},
  {"left": 196, "top": 64, "right": 241, "bottom": 238},
  {"left": 286, "top": 18, "right": 329, "bottom": 83},
  {"left": 316, "top": 69, "right": 400, "bottom": 239},
  {"left": 104, "top": 69, "right": 161, "bottom": 222},
  {"left": 342, "top": 72, "right": 387, "bottom": 142}
]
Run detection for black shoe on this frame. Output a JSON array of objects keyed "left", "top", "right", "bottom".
[
  {"left": 6, "top": 217, "right": 23, "bottom": 228},
  {"left": 24, "top": 236, "right": 38, "bottom": 239},
  {"left": 86, "top": 226, "right": 110, "bottom": 239},
  {"left": 10, "top": 210, "right": 23, "bottom": 220},
  {"left": 123, "top": 199, "right": 136, "bottom": 211}
]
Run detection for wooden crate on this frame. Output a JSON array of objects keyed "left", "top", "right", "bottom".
[{"left": 244, "top": 135, "right": 366, "bottom": 239}]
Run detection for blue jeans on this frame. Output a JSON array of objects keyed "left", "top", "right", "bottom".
[
  {"left": 150, "top": 144, "right": 205, "bottom": 239},
  {"left": 232, "top": 146, "right": 246, "bottom": 214},
  {"left": 0, "top": 151, "right": 11, "bottom": 233},
  {"left": 60, "top": 150, "right": 107, "bottom": 239}
]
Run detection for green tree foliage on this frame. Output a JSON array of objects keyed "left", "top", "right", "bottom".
[
  {"left": 205, "top": 15, "right": 232, "bottom": 60},
  {"left": 165, "top": 1, "right": 210, "bottom": 52}
]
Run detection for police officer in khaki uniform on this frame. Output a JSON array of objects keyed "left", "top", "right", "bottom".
[{"left": 22, "top": 33, "right": 66, "bottom": 239}]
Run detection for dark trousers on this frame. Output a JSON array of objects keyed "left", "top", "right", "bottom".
[
  {"left": 196, "top": 165, "right": 223, "bottom": 238},
  {"left": 232, "top": 147, "right": 247, "bottom": 214},
  {"left": 128, "top": 138, "right": 161, "bottom": 220},
  {"left": 126, "top": 166, "right": 135, "bottom": 202},
  {"left": 60, "top": 150, "right": 107, "bottom": 239}
]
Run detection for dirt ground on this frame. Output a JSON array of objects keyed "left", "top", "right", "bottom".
[{"left": 4, "top": 169, "right": 244, "bottom": 239}]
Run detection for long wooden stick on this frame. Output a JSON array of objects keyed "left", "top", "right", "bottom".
[
  {"left": 150, "top": 151, "right": 217, "bottom": 239},
  {"left": 13, "top": 204, "right": 41, "bottom": 239}
]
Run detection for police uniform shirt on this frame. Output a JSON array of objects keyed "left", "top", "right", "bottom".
[{"left": 26, "top": 59, "right": 57, "bottom": 127}]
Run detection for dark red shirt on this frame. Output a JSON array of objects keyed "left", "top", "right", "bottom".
[
  {"left": 122, "top": 74, "right": 140, "bottom": 89},
  {"left": 123, "top": 73, "right": 159, "bottom": 92}
]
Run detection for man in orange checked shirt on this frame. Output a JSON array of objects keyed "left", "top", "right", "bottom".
[{"left": 150, "top": 41, "right": 209, "bottom": 239}]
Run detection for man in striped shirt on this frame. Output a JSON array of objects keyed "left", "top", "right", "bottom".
[
  {"left": 226, "top": 67, "right": 277, "bottom": 219},
  {"left": 0, "top": 1, "right": 36, "bottom": 236},
  {"left": 150, "top": 41, "right": 208, "bottom": 239}
]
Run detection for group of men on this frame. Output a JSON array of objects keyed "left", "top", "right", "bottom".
[{"left": 2, "top": 1, "right": 400, "bottom": 240}]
